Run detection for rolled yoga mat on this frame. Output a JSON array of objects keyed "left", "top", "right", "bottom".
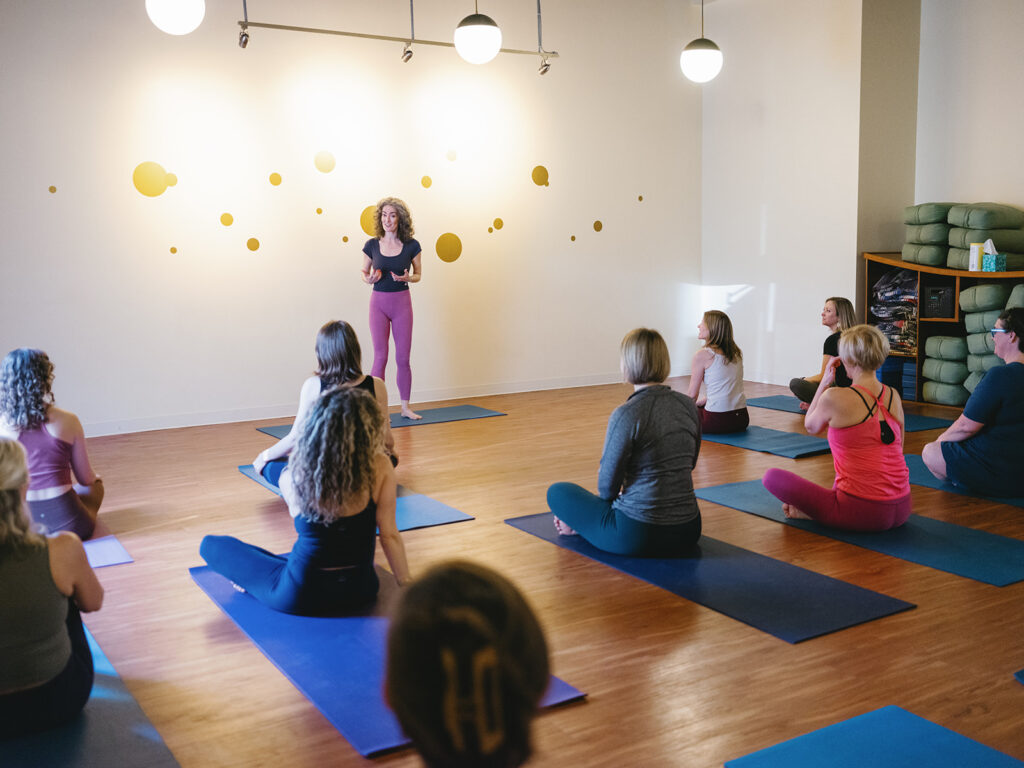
[
  {"left": 905, "top": 454, "right": 1024, "bottom": 508},
  {"left": 505, "top": 513, "right": 913, "bottom": 644},
  {"left": 745, "top": 395, "right": 954, "bottom": 432},
  {"left": 190, "top": 565, "right": 585, "bottom": 757},
  {"left": 725, "top": 705, "right": 1024, "bottom": 768},
  {"left": 257, "top": 404, "right": 505, "bottom": 439},
  {"left": 237, "top": 465, "right": 474, "bottom": 531},
  {"left": 700, "top": 424, "right": 830, "bottom": 459},
  {"left": 695, "top": 479, "right": 1024, "bottom": 586},
  {"left": 3, "top": 629, "right": 179, "bottom": 768}
]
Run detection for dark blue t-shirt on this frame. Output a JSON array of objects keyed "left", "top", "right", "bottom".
[{"left": 363, "top": 238, "right": 421, "bottom": 292}]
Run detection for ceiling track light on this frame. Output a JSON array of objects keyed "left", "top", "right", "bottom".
[
  {"left": 238, "top": 0, "right": 249, "bottom": 48},
  {"left": 680, "top": 0, "right": 723, "bottom": 83},
  {"left": 535, "top": 0, "right": 554, "bottom": 75},
  {"left": 454, "top": 2, "right": 501, "bottom": 64}
]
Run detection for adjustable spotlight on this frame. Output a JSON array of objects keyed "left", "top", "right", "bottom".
[
  {"left": 538, "top": 57, "right": 550, "bottom": 75},
  {"left": 401, "top": 43, "right": 413, "bottom": 62},
  {"left": 239, "top": 27, "right": 249, "bottom": 48}
]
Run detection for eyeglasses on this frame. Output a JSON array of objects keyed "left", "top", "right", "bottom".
[{"left": 990, "top": 328, "right": 1010, "bottom": 338}]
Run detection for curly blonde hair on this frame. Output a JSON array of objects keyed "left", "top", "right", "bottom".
[
  {"left": 374, "top": 197, "right": 415, "bottom": 241},
  {"left": 0, "top": 439, "right": 42, "bottom": 549}
]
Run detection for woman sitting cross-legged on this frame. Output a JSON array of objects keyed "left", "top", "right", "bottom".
[
  {"left": 686, "top": 309, "right": 749, "bottom": 434},
  {"left": 763, "top": 324, "right": 912, "bottom": 531},
  {"left": 547, "top": 328, "right": 702, "bottom": 557},
  {"left": 201, "top": 386, "right": 412, "bottom": 616}
]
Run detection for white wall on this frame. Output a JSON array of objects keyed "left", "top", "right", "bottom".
[
  {"left": 0, "top": 0, "right": 703, "bottom": 434},
  {"left": 700, "top": 0, "right": 864, "bottom": 384}
]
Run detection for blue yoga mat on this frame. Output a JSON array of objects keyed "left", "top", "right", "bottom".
[
  {"left": 257, "top": 404, "right": 505, "bottom": 440},
  {"left": 505, "top": 513, "right": 913, "bottom": 644},
  {"left": 237, "top": 465, "right": 474, "bottom": 531},
  {"left": 3, "top": 629, "right": 179, "bottom": 768},
  {"left": 725, "top": 705, "right": 1024, "bottom": 767},
  {"left": 905, "top": 454, "right": 1024, "bottom": 508},
  {"left": 1016, "top": 669, "right": 1024, "bottom": 685},
  {"left": 695, "top": 480, "right": 1024, "bottom": 586},
  {"left": 702, "top": 425, "right": 831, "bottom": 459},
  {"left": 747, "top": 395, "right": 954, "bottom": 432},
  {"left": 190, "top": 565, "right": 585, "bottom": 757}
]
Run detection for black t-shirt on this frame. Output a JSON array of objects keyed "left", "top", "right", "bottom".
[
  {"left": 363, "top": 238, "right": 421, "bottom": 292},
  {"left": 823, "top": 331, "right": 852, "bottom": 387}
]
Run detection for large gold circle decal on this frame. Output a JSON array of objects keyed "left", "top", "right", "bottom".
[
  {"left": 133, "top": 161, "right": 176, "bottom": 197},
  {"left": 360, "top": 206, "right": 377, "bottom": 237},
  {"left": 436, "top": 233, "right": 462, "bottom": 263}
]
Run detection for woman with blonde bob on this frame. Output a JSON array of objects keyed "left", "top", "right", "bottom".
[
  {"left": 0, "top": 438, "right": 104, "bottom": 738},
  {"left": 546, "top": 328, "right": 702, "bottom": 556},
  {"left": 201, "top": 387, "right": 411, "bottom": 615},
  {"left": 687, "top": 309, "right": 748, "bottom": 433},
  {"left": 763, "top": 324, "right": 911, "bottom": 531},
  {"left": 386, "top": 560, "right": 550, "bottom": 768}
]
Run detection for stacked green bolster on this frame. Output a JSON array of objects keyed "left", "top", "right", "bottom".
[
  {"left": 921, "top": 334, "right": 969, "bottom": 406},
  {"left": 952, "top": 281, "right": 1024, "bottom": 397},
  {"left": 903, "top": 203, "right": 954, "bottom": 265},
  {"left": 945, "top": 203, "right": 1024, "bottom": 271}
]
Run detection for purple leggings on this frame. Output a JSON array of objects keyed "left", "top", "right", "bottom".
[
  {"left": 762, "top": 467, "right": 912, "bottom": 532},
  {"left": 369, "top": 290, "right": 413, "bottom": 401}
]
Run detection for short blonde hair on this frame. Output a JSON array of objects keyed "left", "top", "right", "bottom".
[
  {"left": 620, "top": 328, "right": 670, "bottom": 384},
  {"left": 838, "top": 324, "right": 889, "bottom": 371}
]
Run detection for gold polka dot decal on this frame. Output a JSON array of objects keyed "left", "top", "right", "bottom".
[
  {"left": 314, "top": 151, "right": 336, "bottom": 173},
  {"left": 436, "top": 233, "right": 462, "bottom": 263},
  {"left": 488, "top": 227, "right": 493, "bottom": 233},
  {"left": 493, "top": 218, "right": 503, "bottom": 230},
  {"left": 342, "top": 236, "right": 349, "bottom": 243},
  {"left": 316, "top": 208, "right": 323, "bottom": 215},
  {"left": 48, "top": 186, "right": 56, "bottom": 194},
  {"left": 593, "top": 221, "right": 603, "bottom": 232},
  {"left": 360, "top": 206, "right": 376, "bottom": 237},
  {"left": 638, "top": 195, "right": 644, "bottom": 202},
  {"left": 421, "top": 176, "right": 432, "bottom": 188},
  {"left": 269, "top": 173, "right": 282, "bottom": 186},
  {"left": 220, "top": 213, "right": 233, "bottom": 226},
  {"left": 531, "top": 165, "right": 549, "bottom": 186},
  {"left": 446, "top": 149, "right": 457, "bottom": 162},
  {"left": 247, "top": 238, "right": 260, "bottom": 251},
  {"left": 570, "top": 235, "right": 576, "bottom": 242},
  {"left": 170, "top": 247, "right": 178, "bottom": 254},
  {"left": 133, "top": 161, "right": 176, "bottom": 197}
]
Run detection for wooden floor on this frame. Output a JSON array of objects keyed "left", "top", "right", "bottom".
[{"left": 82, "top": 379, "right": 1024, "bottom": 767}]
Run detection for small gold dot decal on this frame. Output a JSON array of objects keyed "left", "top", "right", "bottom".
[
  {"left": 488, "top": 227, "right": 493, "bottom": 233},
  {"left": 220, "top": 213, "right": 233, "bottom": 226},
  {"left": 446, "top": 149, "right": 457, "bottom": 162},
  {"left": 342, "top": 236, "right": 349, "bottom": 243},
  {"left": 269, "top": 173, "right": 282, "bottom": 186},
  {"left": 170, "top": 247, "right": 177, "bottom": 254},
  {"left": 360, "top": 206, "right": 376, "bottom": 237},
  {"left": 436, "top": 233, "right": 462, "bottom": 263},
  {"left": 48, "top": 186, "right": 56, "bottom": 193},
  {"left": 316, "top": 208, "right": 323, "bottom": 215},
  {"left": 247, "top": 238, "right": 260, "bottom": 251},
  {"left": 638, "top": 195, "right": 644, "bottom": 202},
  {"left": 165, "top": 173, "right": 177, "bottom": 187},
  {"left": 314, "top": 151, "right": 336, "bottom": 173},
  {"left": 593, "top": 221, "right": 603, "bottom": 232},
  {"left": 570, "top": 235, "right": 576, "bottom": 241},
  {"left": 532, "top": 166, "right": 549, "bottom": 186},
  {"left": 421, "top": 176, "right": 432, "bottom": 188},
  {"left": 493, "top": 218, "right": 503, "bottom": 230}
]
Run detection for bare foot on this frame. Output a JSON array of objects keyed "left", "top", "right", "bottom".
[
  {"left": 401, "top": 406, "right": 422, "bottom": 420},
  {"left": 799, "top": 402, "right": 810, "bottom": 412},
  {"left": 782, "top": 503, "right": 812, "bottom": 520},
  {"left": 553, "top": 517, "right": 578, "bottom": 536}
]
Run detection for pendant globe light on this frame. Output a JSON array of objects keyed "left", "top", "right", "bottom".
[
  {"left": 454, "top": 1, "right": 502, "bottom": 64},
  {"left": 679, "top": 0, "right": 722, "bottom": 83},
  {"left": 145, "top": 0, "right": 206, "bottom": 35}
]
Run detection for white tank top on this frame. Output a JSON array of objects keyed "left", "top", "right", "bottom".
[{"left": 704, "top": 351, "right": 746, "bottom": 412}]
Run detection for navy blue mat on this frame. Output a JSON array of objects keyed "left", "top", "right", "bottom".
[
  {"left": 190, "top": 565, "right": 584, "bottom": 757},
  {"left": 701, "top": 424, "right": 830, "bottom": 459},
  {"left": 257, "top": 404, "right": 505, "bottom": 439},
  {"left": 237, "top": 465, "right": 473, "bottom": 531},
  {"left": 747, "top": 395, "right": 954, "bottom": 432},
  {"left": 906, "top": 454, "right": 1024, "bottom": 508},
  {"left": 725, "top": 705, "right": 1024, "bottom": 767},
  {"left": 505, "top": 513, "right": 913, "bottom": 644},
  {"left": 695, "top": 480, "right": 1024, "bottom": 586},
  {"left": 3, "top": 629, "right": 179, "bottom": 768}
]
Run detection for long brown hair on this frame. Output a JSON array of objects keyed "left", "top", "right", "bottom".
[
  {"left": 374, "top": 197, "right": 415, "bottom": 241},
  {"left": 314, "top": 320, "right": 362, "bottom": 389},
  {"left": 703, "top": 310, "right": 742, "bottom": 364}
]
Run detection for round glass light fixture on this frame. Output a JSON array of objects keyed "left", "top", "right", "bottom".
[
  {"left": 679, "top": 37, "right": 723, "bottom": 83},
  {"left": 145, "top": 0, "right": 206, "bottom": 35},
  {"left": 454, "top": 13, "right": 502, "bottom": 64}
]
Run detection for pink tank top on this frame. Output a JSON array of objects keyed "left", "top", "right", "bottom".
[
  {"left": 18, "top": 425, "right": 74, "bottom": 490},
  {"left": 828, "top": 385, "right": 909, "bottom": 501}
]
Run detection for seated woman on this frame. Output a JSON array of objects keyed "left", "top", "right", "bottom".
[
  {"left": 789, "top": 296, "right": 857, "bottom": 404},
  {"left": 547, "top": 328, "right": 702, "bottom": 556},
  {"left": 0, "top": 438, "right": 104, "bottom": 739},
  {"left": 201, "top": 387, "right": 411, "bottom": 615},
  {"left": 253, "top": 320, "right": 396, "bottom": 487},
  {"left": 687, "top": 309, "right": 748, "bottom": 433},
  {"left": 0, "top": 349, "right": 104, "bottom": 540},
  {"left": 386, "top": 560, "right": 549, "bottom": 768},
  {"left": 922, "top": 307, "right": 1024, "bottom": 497},
  {"left": 763, "top": 324, "right": 911, "bottom": 531}
]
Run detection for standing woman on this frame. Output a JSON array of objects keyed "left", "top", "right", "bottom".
[
  {"left": 362, "top": 197, "right": 422, "bottom": 420},
  {"left": 687, "top": 310, "right": 748, "bottom": 433},
  {"left": 0, "top": 439, "right": 104, "bottom": 738},
  {"left": 0, "top": 349, "right": 104, "bottom": 540},
  {"left": 789, "top": 297, "right": 857, "bottom": 403}
]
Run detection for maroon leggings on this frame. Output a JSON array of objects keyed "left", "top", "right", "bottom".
[
  {"left": 698, "top": 405, "right": 749, "bottom": 434},
  {"left": 762, "top": 467, "right": 912, "bottom": 532}
]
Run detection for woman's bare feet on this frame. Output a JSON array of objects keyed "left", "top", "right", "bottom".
[
  {"left": 782, "top": 503, "right": 812, "bottom": 520},
  {"left": 400, "top": 404, "right": 422, "bottom": 420},
  {"left": 553, "top": 517, "right": 578, "bottom": 536}
]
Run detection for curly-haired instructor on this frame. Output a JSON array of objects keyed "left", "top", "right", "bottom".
[{"left": 362, "top": 197, "right": 423, "bottom": 420}]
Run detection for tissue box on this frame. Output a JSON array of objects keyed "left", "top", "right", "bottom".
[{"left": 983, "top": 253, "right": 1007, "bottom": 272}]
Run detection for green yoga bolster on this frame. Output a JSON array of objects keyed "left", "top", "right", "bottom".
[
  {"left": 967, "top": 353, "right": 1002, "bottom": 373},
  {"left": 1008, "top": 283, "right": 1024, "bottom": 309},
  {"left": 922, "top": 358, "right": 969, "bottom": 384},
  {"left": 903, "top": 202, "right": 955, "bottom": 225},
  {"left": 964, "top": 371, "right": 984, "bottom": 393},
  {"left": 923, "top": 335, "right": 967, "bottom": 361},
  {"left": 905, "top": 223, "right": 950, "bottom": 245},
  {"left": 949, "top": 227, "right": 1024, "bottom": 252},
  {"left": 967, "top": 331, "right": 995, "bottom": 355},
  {"left": 964, "top": 309, "right": 1002, "bottom": 334},
  {"left": 948, "top": 203, "right": 1024, "bottom": 229},
  {"left": 947, "top": 248, "right": 1024, "bottom": 271},
  {"left": 959, "top": 283, "right": 1011, "bottom": 312},
  {"left": 922, "top": 381, "right": 969, "bottom": 406},
  {"left": 901, "top": 243, "right": 946, "bottom": 266}
]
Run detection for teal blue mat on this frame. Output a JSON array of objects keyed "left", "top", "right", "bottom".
[
  {"left": 725, "top": 705, "right": 1024, "bottom": 767},
  {"left": 906, "top": 454, "right": 1024, "bottom": 508},
  {"left": 701, "top": 425, "right": 830, "bottom": 459},
  {"left": 258, "top": 404, "right": 505, "bottom": 439},
  {"left": 747, "top": 395, "right": 953, "bottom": 432}
]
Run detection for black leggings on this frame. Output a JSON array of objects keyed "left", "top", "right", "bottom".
[{"left": 0, "top": 601, "right": 94, "bottom": 740}]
